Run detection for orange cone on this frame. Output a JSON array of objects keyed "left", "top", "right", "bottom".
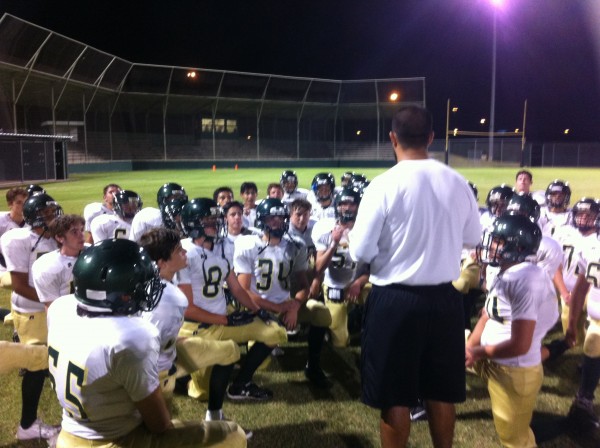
[{"left": 212, "top": 164, "right": 216, "bottom": 171}]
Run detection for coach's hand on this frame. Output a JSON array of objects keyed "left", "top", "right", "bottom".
[{"left": 226, "top": 311, "right": 255, "bottom": 327}]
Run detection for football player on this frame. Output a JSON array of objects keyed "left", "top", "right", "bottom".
[
  {"left": 240, "top": 182, "right": 258, "bottom": 230},
  {"left": 129, "top": 182, "right": 188, "bottom": 243},
  {"left": 213, "top": 186, "right": 234, "bottom": 208},
  {"left": 0, "top": 187, "right": 27, "bottom": 289},
  {"left": 538, "top": 179, "right": 572, "bottom": 236},
  {"left": 280, "top": 170, "right": 308, "bottom": 206},
  {"left": 32, "top": 214, "right": 85, "bottom": 310},
  {"left": 551, "top": 198, "right": 599, "bottom": 343},
  {"left": 90, "top": 189, "right": 142, "bottom": 241},
  {"left": 177, "top": 199, "right": 286, "bottom": 402},
  {"left": 313, "top": 186, "right": 370, "bottom": 348},
  {"left": 266, "top": 182, "right": 284, "bottom": 199},
  {"left": 308, "top": 172, "right": 336, "bottom": 220},
  {"left": 139, "top": 228, "right": 242, "bottom": 422},
  {"left": 480, "top": 184, "right": 513, "bottom": 233},
  {"left": 467, "top": 214, "right": 558, "bottom": 447},
  {"left": 0, "top": 193, "right": 62, "bottom": 442},
  {"left": 234, "top": 198, "right": 333, "bottom": 389},
  {"left": 82, "top": 183, "right": 121, "bottom": 243},
  {"left": 565, "top": 199, "right": 600, "bottom": 431},
  {"left": 47, "top": 239, "right": 246, "bottom": 447}
]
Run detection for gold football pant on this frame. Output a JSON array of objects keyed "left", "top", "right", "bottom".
[
  {"left": 0, "top": 341, "right": 48, "bottom": 374},
  {"left": 323, "top": 284, "right": 370, "bottom": 348},
  {"left": 56, "top": 419, "right": 247, "bottom": 448},
  {"left": 158, "top": 337, "right": 241, "bottom": 404},
  {"left": 561, "top": 295, "right": 587, "bottom": 347},
  {"left": 179, "top": 317, "right": 287, "bottom": 400},
  {"left": 583, "top": 318, "right": 600, "bottom": 358},
  {"left": 475, "top": 360, "right": 542, "bottom": 448}
]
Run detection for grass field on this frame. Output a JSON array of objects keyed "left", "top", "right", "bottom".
[{"left": 0, "top": 165, "right": 600, "bottom": 447}]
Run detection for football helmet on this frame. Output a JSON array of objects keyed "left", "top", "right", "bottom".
[
  {"left": 468, "top": 181, "right": 478, "bottom": 201},
  {"left": 26, "top": 184, "right": 46, "bottom": 197},
  {"left": 156, "top": 183, "right": 188, "bottom": 210},
  {"left": 23, "top": 193, "right": 63, "bottom": 229},
  {"left": 255, "top": 198, "right": 289, "bottom": 238},
  {"left": 505, "top": 193, "right": 540, "bottom": 223},
  {"left": 180, "top": 198, "right": 222, "bottom": 240},
  {"left": 161, "top": 197, "right": 188, "bottom": 231},
  {"left": 73, "top": 239, "right": 163, "bottom": 315},
  {"left": 571, "top": 198, "right": 600, "bottom": 232},
  {"left": 113, "top": 190, "right": 142, "bottom": 222},
  {"left": 545, "top": 179, "right": 571, "bottom": 209},
  {"left": 477, "top": 214, "right": 542, "bottom": 267},
  {"left": 334, "top": 186, "right": 362, "bottom": 223},
  {"left": 485, "top": 185, "right": 514, "bottom": 217},
  {"left": 341, "top": 171, "right": 354, "bottom": 188},
  {"left": 311, "top": 172, "right": 335, "bottom": 203},
  {"left": 280, "top": 170, "right": 298, "bottom": 194},
  {"left": 349, "top": 173, "right": 368, "bottom": 189}
]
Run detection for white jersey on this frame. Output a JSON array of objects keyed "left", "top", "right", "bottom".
[
  {"left": 91, "top": 214, "right": 131, "bottom": 242},
  {"left": 576, "top": 234, "right": 600, "bottom": 320},
  {"left": 178, "top": 238, "right": 231, "bottom": 316},
  {"left": 310, "top": 202, "right": 336, "bottom": 221},
  {"left": 32, "top": 249, "right": 77, "bottom": 304},
  {"left": 282, "top": 188, "right": 309, "bottom": 207},
  {"left": 552, "top": 225, "right": 588, "bottom": 291},
  {"left": 234, "top": 234, "right": 308, "bottom": 304},
  {"left": 47, "top": 295, "right": 160, "bottom": 440},
  {"left": 0, "top": 211, "right": 24, "bottom": 274},
  {"left": 242, "top": 208, "right": 257, "bottom": 229},
  {"left": 141, "top": 281, "right": 188, "bottom": 373},
  {"left": 538, "top": 207, "right": 571, "bottom": 237},
  {"left": 535, "top": 235, "right": 563, "bottom": 282},
  {"left": 481, "top": 262, "right": 558, "bottom": 367},
  {"left": 129, "top": 207, "right": 162, "bottom": 243},
  {"left": 312, "top": 218, "right": 366, "bottom": 289},
  {"left": 288, "top": 220, "right": 316, "bottom": 261},
  {"left": 83, "top": 202, "right": 114, "bottom": 232},
  {"left": 1, "top": 227, "right": 58, "bottom": 313}
]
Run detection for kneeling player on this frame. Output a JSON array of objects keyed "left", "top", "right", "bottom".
[{"left": 47, "top": 239, "right": 246, "bottom": 447}]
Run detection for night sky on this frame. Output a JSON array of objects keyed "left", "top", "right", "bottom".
[{"left": 2, "top": 0, "right": 599, "bottom": 141}]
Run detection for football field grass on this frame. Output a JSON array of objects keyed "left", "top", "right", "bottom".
[{"left": 0, "top": 165, "right": 599, "bottom": 447}]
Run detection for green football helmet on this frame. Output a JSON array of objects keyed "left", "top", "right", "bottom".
[
  {"left": 180, "top": 198, "right": 222, "bottom": 240},
  {"left": 334, "top": 186, "right": 362, "bottom": 223},
  {"left": 311, "top": 172, "right": 335, "bottom": 203},
  {"left": 255, "top": 198, "right": 289, "bottom": 238},
  {"left": 26, "top": 184, "right": 46, "bottom": 197},
  {"left": 113, "top": 190, "right": 143, "bottom": 222},
  {"left": 485, "top": 184, "right": 514, "bottom": 217},
  {"left": 156, "top": 183, "right": 187, "bottom": 211},
  {"left": 505, "top": 193, "right": 540, "bottom": 223},
  {"left": 477, "top": 214, "right": 541, "bottom": 267},
  {"left": 161, "top": 197, "right": 188, "bottom": 231},
  {"left": 571, "top": 198, "right": 600, "bottom": 232},
  {"left": 73, "top": 239, "right": 163, "bottom": 315},
  {"left": 545, "top": 179, "right": 571, "bottom": 209},
  {"left": 280, "top": 170, "right": 298, "bottom": 194},
  {"left": 23, "top": 193, "right": 63, "bottom": 229}
]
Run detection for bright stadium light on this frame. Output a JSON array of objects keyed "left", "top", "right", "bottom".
[{"left": 389, "top": 91, "right": 399, "bottom": 101}]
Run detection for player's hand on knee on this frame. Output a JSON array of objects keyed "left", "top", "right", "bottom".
[{"left": 226, "top": 310, "right": 255, "bottom": 327}]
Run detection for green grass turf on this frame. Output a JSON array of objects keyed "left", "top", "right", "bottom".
[
  {"left": 2, "top": 166, "right": 600, "bottom": 214},
  {"left": 0, "top": 165, "right": 599, "bottom": 446}
]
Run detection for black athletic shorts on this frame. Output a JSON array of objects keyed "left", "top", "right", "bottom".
[{"left": 361, "top": 282, "right": 466, "bottom": 409}]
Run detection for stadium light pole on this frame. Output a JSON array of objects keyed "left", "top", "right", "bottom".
[{"left": 488, "top": 0, "right": 502, "bottom": 161}]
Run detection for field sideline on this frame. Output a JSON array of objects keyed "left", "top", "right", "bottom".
[{"left": 0, "top": 165, "right": 599, "bottom": 447}]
